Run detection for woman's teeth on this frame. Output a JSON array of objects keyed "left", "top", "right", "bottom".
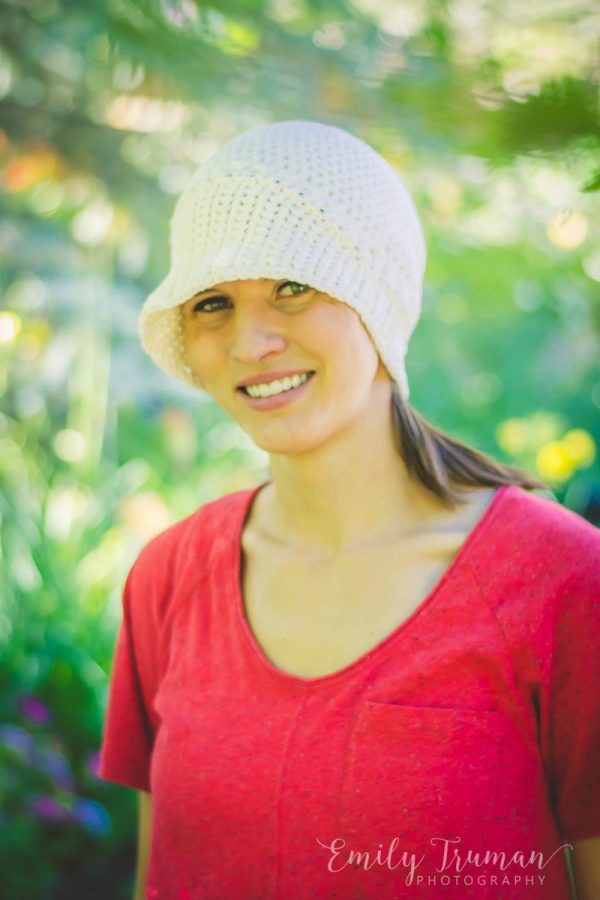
[{"left": 245, "top": 372, "right": 312, "bottom": 398}]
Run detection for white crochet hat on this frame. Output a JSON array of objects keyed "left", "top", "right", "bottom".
[{"left": 140, "top": 119, "right": 427, "bottom": 399}]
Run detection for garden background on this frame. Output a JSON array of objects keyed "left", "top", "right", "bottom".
[{"left": 1, "top": 0, "right": 599, "bottom": 897}]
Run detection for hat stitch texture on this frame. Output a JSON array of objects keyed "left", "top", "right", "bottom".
[{"left": 140, "top": 119, "right": 427, "bottom": 399}]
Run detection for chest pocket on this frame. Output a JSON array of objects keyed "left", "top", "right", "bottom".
[{"left": 339, "top": 701, "right": 501, "bottom": 892}]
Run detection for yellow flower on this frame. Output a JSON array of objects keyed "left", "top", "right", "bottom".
[
  {"left": 535, "top": 441, "right": 575, "bottom": 481},
  {"left": 562, "top": 429, "right": 595, "bottom": 467}
]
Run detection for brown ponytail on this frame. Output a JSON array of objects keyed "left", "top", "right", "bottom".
[{"left": 390, "top": 382, "right": 550, "bottom": 509}]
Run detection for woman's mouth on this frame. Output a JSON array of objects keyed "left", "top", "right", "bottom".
[{"left": 237, "top": 371, "right": 316, "bottom": 411}]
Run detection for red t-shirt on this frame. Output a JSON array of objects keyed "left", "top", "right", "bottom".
[{"left": 98, "top": 482, "right": 600, "bottom": 899}]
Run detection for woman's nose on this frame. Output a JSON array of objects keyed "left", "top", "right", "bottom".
[{"left": 229, "top": 314, "right": 287, "bottom": 363}]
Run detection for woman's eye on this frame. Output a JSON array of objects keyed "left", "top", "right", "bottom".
[
  {"left": 191, "top": 297, "right": 229, "bottom": 313},
  {"left": 278, "top": 280, "right": 310, "bottom": 296}
]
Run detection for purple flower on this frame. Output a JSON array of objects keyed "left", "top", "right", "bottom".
[
  {"left": 71, "top": 798, "right": 111, "bottom": 835},
  {"left": 18, "top": 695, "right": 52, "bottom": 725},
  {"left": 29, "top": 795, "right": 72, "bottom": 823},
  {"left": 0, "top": 724, "right": 36, "bottom": 761},
  {"left": 34, "top": 747, "right": 75, "bottom": 791}
]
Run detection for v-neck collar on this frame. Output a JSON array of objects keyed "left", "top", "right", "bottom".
[{"left": 229, "top": 481, "right": 511, "bottom": 688}]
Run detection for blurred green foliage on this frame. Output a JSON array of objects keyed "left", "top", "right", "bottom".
[{"left": 0, "top": 0, "right": 599, "bottom": 897}]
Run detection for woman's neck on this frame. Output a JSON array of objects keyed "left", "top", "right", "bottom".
[{"left": 260, "top": 398, "right": 450, "bottom": 557}]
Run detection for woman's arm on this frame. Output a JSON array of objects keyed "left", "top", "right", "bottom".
[
  {"left": 133, "top": 790, "right": 153, "bottom": 900},
  {"left": 571, "top": 837, "right": 600, "bottom": 900}
]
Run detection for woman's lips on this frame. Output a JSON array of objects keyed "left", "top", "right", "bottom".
[{"left": 237, "top": 372, "right": 316, "bottom": 411}]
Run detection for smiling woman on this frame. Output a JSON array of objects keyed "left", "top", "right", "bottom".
[{"left": 98, "top": 120, "right": 600, "bottom": 900}]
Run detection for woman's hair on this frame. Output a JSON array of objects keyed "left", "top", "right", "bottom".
[{"left": 389, "top": 382, "right": 550, "bottom": 508}]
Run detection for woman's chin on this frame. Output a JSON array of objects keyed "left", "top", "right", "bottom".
[{"left": 247, "top": 427, "right": 321, "bottom": 457}]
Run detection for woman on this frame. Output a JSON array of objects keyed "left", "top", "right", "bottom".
[{"left": 99, "top": 121, "right": 600, "bottom": 899}]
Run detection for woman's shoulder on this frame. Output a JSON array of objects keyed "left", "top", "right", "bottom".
[
  {"left": 497, "top": 483, "right": 600, "bottom": 554},
  {"left": 468, "top": 483, "right": 599, "bottom": 620},
  {"left": 129, "top": 485, "right": 255, "bottom": 577},
  {"left": 119, "top": 486, "right": 256, "bottom": 625}
]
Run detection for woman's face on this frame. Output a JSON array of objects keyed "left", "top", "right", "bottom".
[{"left": 181, "top": 277, "right": 391, "bottom": 455}]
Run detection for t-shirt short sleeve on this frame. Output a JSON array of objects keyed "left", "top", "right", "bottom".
[
  {"left": 538, "top": 518, "right": 600, "bottom": 842},
  {"left": 98, "top": 563, "right": 156, "bottom": 792}
]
